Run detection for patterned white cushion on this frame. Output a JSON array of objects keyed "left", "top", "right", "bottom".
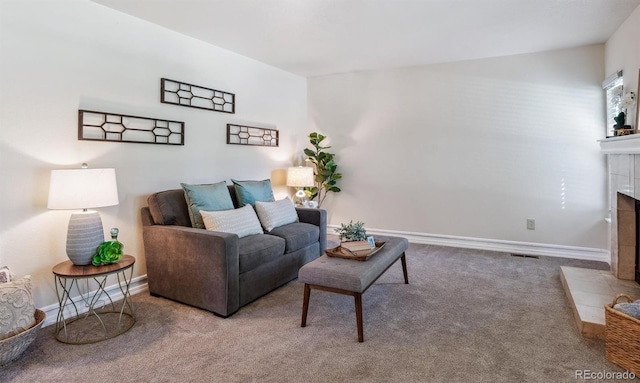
[
  {"left": 0, "top": 275, "right": 36, "bottom": 340},
  {"left": 0, "top": 266, "right": 13, "bottom": 283},
  {"left": 201, "top": 205, "right": 264, "bottom": 238},
  {"left": 255, "top": 197, "right": 299, "bottom": 232}
]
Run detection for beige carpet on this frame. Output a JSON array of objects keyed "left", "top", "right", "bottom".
[{"left": 1, "top": 243, "right": 635, "bottom": 382}]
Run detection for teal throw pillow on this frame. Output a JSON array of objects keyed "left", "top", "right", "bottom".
[
  {"left": 181, "top": 181, "right": 234, "bottom": 229},
  {"left": 231, "top": 179, "right": 275, "bottom": 207}
]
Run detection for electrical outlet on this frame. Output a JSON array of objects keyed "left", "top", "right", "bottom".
[{"left": 526, "top": 219, "right": 535, "bottom": 230}]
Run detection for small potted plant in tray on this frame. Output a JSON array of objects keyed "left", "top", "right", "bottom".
[{"left": 335, "top": 221, "right": 373, "bottom": 252}]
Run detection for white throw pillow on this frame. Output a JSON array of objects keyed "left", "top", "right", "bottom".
[
  {"left": 201, "top": 205, "right": 263, "bottom": 238},
  {"left": 0, "top": 275, "right": 36, "bottom": 340},
  {"left": 255, "top": 197, "right": 299, "bottom": 232}
]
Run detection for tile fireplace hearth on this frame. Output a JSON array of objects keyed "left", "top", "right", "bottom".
[
  {"left": 561, "top": 136, "right": 640, "bottom": 339},
  {"left": 561, "top": 267, "right": 639, "bottom": 339}
]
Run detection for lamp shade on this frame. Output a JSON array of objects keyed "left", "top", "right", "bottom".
[
  {"left": 48, "top": 168, "right": 119, "bottom": 210},
  {"left": 286, "top": 166, "right": 314, "bottom": 188}
]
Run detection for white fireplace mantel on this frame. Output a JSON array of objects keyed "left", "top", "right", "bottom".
[{"left": 599, "top": 134, "right": 640, "bottom": 154}]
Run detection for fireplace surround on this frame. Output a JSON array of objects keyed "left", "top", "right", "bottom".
[
  {"left": 615, "top": 192, "right": 640, "bottom": 283},
  {"left": 559, "top": 137, "right": 640, "bottom": 339},
  {"left": 600, "top": 134, "right": 640, "bottom": 282},
  {"left": 636, "top": 200, "right": 640, "bottom": 284}
]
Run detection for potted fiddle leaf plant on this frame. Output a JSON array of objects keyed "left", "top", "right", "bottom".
[{"left": 304, "top": 132, "right": 342, "bottom": 208}]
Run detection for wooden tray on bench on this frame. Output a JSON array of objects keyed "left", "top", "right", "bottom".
[{"left": 325, "top": 242, "right": 386, "bottom": 261}]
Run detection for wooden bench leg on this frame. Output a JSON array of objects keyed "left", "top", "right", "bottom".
[
  {"left": 301, "top": 283, "right": 311, "bottom": 327},
  {"left": 354, "top": 293, "right": 364, "bottom": 342},
  {"left": 401, "top": 252, "right": 409, "bottom": 284}
]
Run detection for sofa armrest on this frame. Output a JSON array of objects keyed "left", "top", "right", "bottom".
[
  {"left": 296, "top": 207, "right": 327, "bottom": 254},
  {"left": 142, "top": 225, "right": 240, "bottom": 317}
]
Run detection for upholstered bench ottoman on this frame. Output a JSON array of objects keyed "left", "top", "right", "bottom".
[{"left": 299, "top": 235, "right": 409, "bottom": 342}]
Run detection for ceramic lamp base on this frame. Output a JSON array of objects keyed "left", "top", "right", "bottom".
[
  {"left": 293, "top": 188, "right": 308, "bottom": 207},
  {"left": 66, "top": 211, "right": 105, "bottom": 265}
]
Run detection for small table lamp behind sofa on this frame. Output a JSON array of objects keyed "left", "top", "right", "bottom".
[{"left": 286, "top": 166, "right": 314, "bottom": 207}]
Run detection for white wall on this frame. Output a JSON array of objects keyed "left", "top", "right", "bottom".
[
  {"left": 308, "top": 45, "right": 608, "bottom": 251},
  {"left": 0, "top": 0, "right": 307, "bottom": 308},
  {"left": 605, "top": 5, "right": 640, "bottom": 130}
]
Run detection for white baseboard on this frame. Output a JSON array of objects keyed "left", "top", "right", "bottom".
[
  {"left": 39, "top": 229, "right": 609, "bottom": 326},
  {"left": 329, "top": 225, "right": 611, "bottom": 264},
  {"left": 41, "top": 275, "right": 148, "bottom": 328}
]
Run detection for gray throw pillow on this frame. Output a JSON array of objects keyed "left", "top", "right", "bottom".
[
  {"left": 614, "top": 301, "right": 640, "bottom": 319},
  {"left": 181, "top": 181, "right": 234, "bottom": 229}
]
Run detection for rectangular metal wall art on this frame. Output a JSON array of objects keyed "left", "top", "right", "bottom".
[
  {"left": 78, "top": 110, "right": 185, "bottom": 145},
  {"left": 227, "top": 124, "right": 279, "bottom": 147},
  {"left": 161, "top": 78, "right": 235, "bottom": 113}
]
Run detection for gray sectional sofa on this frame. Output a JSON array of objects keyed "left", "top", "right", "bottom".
[{"left": 141, "top": 185, "right": 327, "bottom": 317}]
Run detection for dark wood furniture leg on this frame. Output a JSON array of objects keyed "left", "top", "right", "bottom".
[
  {"left": 401, "top": 252, "right": 409, "bottom": 284},
  {"left": 354, "top": 293, "right": 363, "bottom": 342},
  {"left": 301, "top": 283, "right": 310, "bottom": 327}
]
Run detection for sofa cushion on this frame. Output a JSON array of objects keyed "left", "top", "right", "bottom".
[
  {"left": 148, "top": 189, "right": 192, "bottom": 226},
  {"left": 181, "top": 181, "right": 235, "bottom": 229},
  {"left": 0, "top": 275, "right": 36, "bottom": 340},
  {"left": 238, "top": 234, "right": 286, "bottom": 274},
  {"left": 269, "top": 222, "right": 319, "bottom": 254},
  {"left": 201, "top": 205, "right": 264, "bottom": 239},
  {"left": 255, "top": 197, "right": 299, "bottom": 232},
  {"left": 231, "top": 179, "right": 275, "bottom": 207}
]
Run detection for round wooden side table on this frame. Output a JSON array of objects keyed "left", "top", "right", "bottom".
[{"left": 52, "top": 255, "right": 136, "bottom": 344}]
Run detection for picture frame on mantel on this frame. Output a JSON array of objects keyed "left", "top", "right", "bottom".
[{"left": 636, "top": 69, "right": 640, "bottom": 133}]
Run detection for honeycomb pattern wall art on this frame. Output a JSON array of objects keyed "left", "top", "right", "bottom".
[
  {"left": 227, "top": 124, "right": 279, "bottom": 147},
  {"left": 78, "top": 110, "right": 184, "bottom": 145},
  {"left": 161, "top": 78, "right": 235, "bottom": 113}
]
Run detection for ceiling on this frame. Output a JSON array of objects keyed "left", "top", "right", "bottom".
[{"left": 91, "top": 0, "right": 640, "bottom": 78}]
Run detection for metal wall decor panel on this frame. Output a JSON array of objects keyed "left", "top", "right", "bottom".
[
  {"left": 161, "top": 78, "right": 235, "bottom": 113},
  {"left": 227, "top": 124, "right": 279, "bottom": 147},
  {"left": 78, "top": 110, "right": 184, "bottom": 145}
]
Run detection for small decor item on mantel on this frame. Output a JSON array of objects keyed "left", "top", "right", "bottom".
[
  {"left": 614, "top": 91, "right": 637, "bottom": 136},
  {"left": 636, "top": 70, "right": 640, "bottom": 131},
  {"left": 91, "top": 228, "right": 123, "bottom": 266}
]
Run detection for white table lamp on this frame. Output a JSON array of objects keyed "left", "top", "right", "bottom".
[
  {"left": 286, "top": 166, "right": 314, "bottom": 206},
  {"left": 48, "top": 164, "right": 119, "bottom": 265}
]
